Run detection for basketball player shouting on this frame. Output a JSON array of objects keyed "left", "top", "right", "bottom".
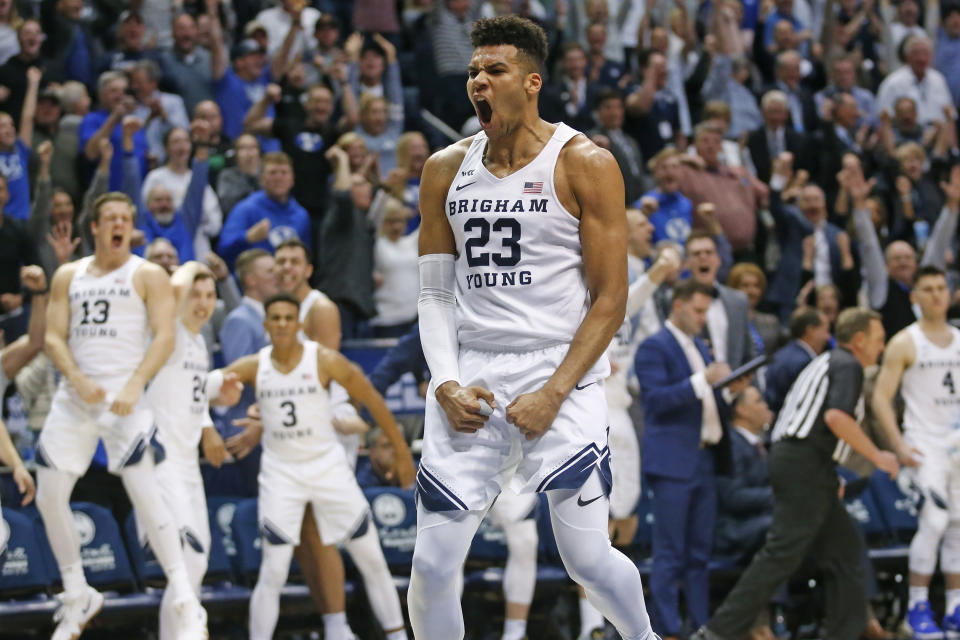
[{"left": 408, "top": 16, "right": 655, "bottom": 640}]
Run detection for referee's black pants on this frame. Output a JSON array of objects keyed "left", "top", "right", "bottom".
[{"left": 707, "top": 440, "right": 867, "bottom": 640}]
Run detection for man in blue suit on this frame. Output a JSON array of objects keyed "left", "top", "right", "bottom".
[
  {"left": 204, "top": 248, "right": 277, "bottom": 496},
  {"left": 715, "top": 387, "right": 775, "bottom": 563},
  {"left": 764, "top": 307, "right": 831, "bottom": 414},
  {"left": 635, "top": 279, "right": 751, "bottom": 637}
]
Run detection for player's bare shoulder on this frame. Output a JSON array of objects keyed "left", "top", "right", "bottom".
[
  {"left": 132, "top": 259, "right": 173, "bottom": 299},
  {"left": 421, "top": 136, "right": 476, "bottom": 202},
  {"left": 886, "top": 326, "right": 918, "bottom": 367},
  {"left": 554, "top": 134, "right": 624, "bottom": 219}
]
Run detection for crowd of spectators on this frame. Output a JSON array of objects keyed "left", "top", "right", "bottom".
[{"left": 0, "top": 0, "right": 959, "bottom": 634}]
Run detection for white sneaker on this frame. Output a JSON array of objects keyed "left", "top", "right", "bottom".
[
  {"left": 174, "top": 596, "right": 208, "bottom": 640},
  {"left": 51, "top": 586, "right": 104, "bottom": 640}
]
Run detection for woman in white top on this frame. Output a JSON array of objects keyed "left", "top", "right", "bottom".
[
  {"left": 141, "top": 127, "right": 223, "bottom": 257},
  {"left": 370, "top": 196, "right": 419, "bottom": 337}
]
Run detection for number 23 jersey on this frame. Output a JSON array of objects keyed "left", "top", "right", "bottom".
[
  {"left": 256, "top": 340, "right": 342, "bottom": 464},
  {"left": 447, "top": 123, "right": 593, "bottom": 351},
  {"left": 68, "top": 255, "right": 149, "bottom": 384}
]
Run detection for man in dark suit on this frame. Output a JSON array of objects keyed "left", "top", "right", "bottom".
[
  {"left": 540, "top": 41, "right": 599, "bottom": 133},
  {"left": 686, "top": 232, "right": 756, "bottom": 368},
  {"left": 716, "top": 387, "right": 775, "bottom": 562},
  {"left": 765, "top": 307, "right": 832, "bottom": 414},
  {"left": 589, "top": 88, "right": 651, "bottom": 204},
  {"left": 764, "top": 152, "right": 851, "bottom": 321},
  {"left": 768, "top": 50, "right": 819, "bottom": 134},
  {"left": 747, "top": 90, "right": 809, "bottom": 184},
  {"left": 635, "top": 279, "right": 750, "bottom": 637}
]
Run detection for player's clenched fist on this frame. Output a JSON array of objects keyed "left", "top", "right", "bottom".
[
  {"left": 436, "top": 381, "right": 496, "bottom": 434},
  {"left": 73, "top": 374, "right": 106, "bottom": 405},
  {"left": 110, "top": 377, "right": 145, "bottom": 415},
  {"left": 506, "top": 387, "right": 563, "bottom": 440}
]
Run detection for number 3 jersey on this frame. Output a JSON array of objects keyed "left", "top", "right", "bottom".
[
  {"left": 256, "top": 340, "right": 343, "bottom": 464},
  {"left": 147, "top": 319, "right": 212, "bottom": 460},
  {"left": 901, "top": 322, "right": 960, "bottom": 438},
  {"left": 68, "top": 255, "right": 149, "bottom": 386},
  {"left": 447, "top": 123, "right": 593, "bottom": 351}
]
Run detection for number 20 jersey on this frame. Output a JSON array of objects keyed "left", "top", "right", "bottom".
[
  {"left": 901, "top": 322, "right": 960, "bottom": 438},
  {"left": 447, "top": 123, "right": 592, "bottom": 351},
  {"left": 68, "top": 255, "right": 149, "bottom": 384},
  {"left": 256, "top": 340, "right": 342, "bottom": 464}
]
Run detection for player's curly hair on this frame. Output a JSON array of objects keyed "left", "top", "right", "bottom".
[{"left": 470, "top": 16, "right": 548, "bottom": 72}]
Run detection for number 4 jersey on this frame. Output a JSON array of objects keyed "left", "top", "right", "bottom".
[
  {"left": 148, "top": 319, "right": 212, "bottom": 460},
  {"left": 901, "top": 322, "right": 960, "bottom": 438},
  {"left": 256, "top": 340, "right": 345, "bottom": 465},
  {"left": 447, "top": 123, "right": 593, "bottom": 351},
  {"left": 68, "top": 255, "right": 149, "bottom": 386}
]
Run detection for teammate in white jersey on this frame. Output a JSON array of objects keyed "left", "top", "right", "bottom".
[
  {"left": 0, "top": 265, "right": 47, "bottom": 556},
  {"left": 34, "top": 192, "right": 208, "bottom": 640},
  {"left": 211, "top": 292, "right": 409, "bottom": 640},
  {"left": 271, "top": 238, "right": 414, "bottom": 640},
  {"left": 409, "top": 16, "right": 654, "bottom": 640},
  {"left": 874, "top": 265, "right": 960, "bottom": 638},
  {"left": 146, "top": 261, "right": 241, "bottom": 640}
]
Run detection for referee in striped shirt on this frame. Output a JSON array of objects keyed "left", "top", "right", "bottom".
[{"left": 695, "top": 307, "right": 900, "bottom": 640}]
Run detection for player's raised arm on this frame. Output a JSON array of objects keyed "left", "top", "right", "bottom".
[
  {"left": 505, "top": 140, "right": 627, "bottom": 439},
  {"left": 45, "top": 263, "right": 106, "bottom": 404},
  {"left": 418, "top": 144, "right": 496, "bottom": 432},
  {"left": 319, "top": 347, "right": 416, "bottom": 487},
  {"left": 170, "top": 260, "right": 214, "bottom": 311},
  {"left": 873, "top": 331, "right": 921, "bottom": 466},
  {"left": 1, "top": 265, "right": 49, "bottom": 381},
  {"left": 111, "top": 262, "right": 177, "bottom": 416}
]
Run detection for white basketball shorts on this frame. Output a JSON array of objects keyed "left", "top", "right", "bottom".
[
  {"left": 418, "top": 343, "right": 611, "bottom": 512},
  {"left": 257, "top": 450, "right": 369, "bottom": 546},
  {"left": 36, "top": 379, "right": 158, "bottom": 476}
]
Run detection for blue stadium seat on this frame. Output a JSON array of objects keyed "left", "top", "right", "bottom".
[
  {"left": 365, "top": 487, "right": 417, "bottom": 570},
  {"left": 207, "top": 496, "right": 243, "bottom": 578},
  {"left": 35, "top": 502, "right": 136, "bottom": 591},
  {"left": 837, "top": 468, "right": 890, "bottom": 542},
  {"left": 231, "top": 498, "right": 261, "bottom": 582},
  {"left": 0, "top": 507, "right": 51, "bottom": 596},
  {"left": 123, "top": 511, "right": 164, "bottom": 585},
  {"left": 869, "top": 470, "right": 918, "bottom": 542},
  {"left": 469, "top": 516, "right": 508, "bottom": 562}
]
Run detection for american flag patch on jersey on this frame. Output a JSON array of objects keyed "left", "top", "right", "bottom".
[{"left": 523, "top": 181, "right": 543, "bottom": 194}]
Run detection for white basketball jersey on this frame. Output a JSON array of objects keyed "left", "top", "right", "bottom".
[
  {"left": 448, "top": 123, "right": 593, "bottom": 351},
  {"left": 68, "top": 255, "right": 148, "bottom": 382},
  {"left": 148, "top": 320, "right": 212, "bottom": 458},
  {"left": 296, "top": 288, "right": 360, "bottom": 465},
  {"left": 297, "top": 289, "right": 323, "bottom": 342},
  {"left": 256, "top": 340, "right": 344, "bottom": 464},
  {"left": 901, "top": 323, "right": 960, "bottom": 437}
]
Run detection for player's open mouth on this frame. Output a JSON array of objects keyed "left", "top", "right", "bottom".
[
  {"left": 111, "top": 233, "right": 123, "bottom": 248},
  {"left": 476, "top": 98, "right": 492, "bottom": 125}
]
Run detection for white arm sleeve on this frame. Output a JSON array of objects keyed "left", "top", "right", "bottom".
[
  {"left": 205, "top": 369, "right": 224, "bottom": 401},
  {"left": 418, "top": 253, "right": 460, "bottom": 390}
]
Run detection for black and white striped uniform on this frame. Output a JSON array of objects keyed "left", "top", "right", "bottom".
[{"left": 771, "top": 347, "right": 865, "bottom": 465}]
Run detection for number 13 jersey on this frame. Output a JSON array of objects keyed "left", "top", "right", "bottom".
[
  {"left": 901, "top": 322, "right": 960, "bottom": 438},
  {"left": 68, "top": 255, "right": 148, "bottom": 384},
  {"left": 256, "top": 340, "right": 342, "bottom": 464},
  {"left": 447, "top": 123, "right": 591, "bottom": 351}
]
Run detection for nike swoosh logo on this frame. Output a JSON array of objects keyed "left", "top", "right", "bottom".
[
  {"left": 574, "top": 381, "right": 597, "bottom": 391},
  {"left": 577, "top": 494, "right": 603, "bottom": 507},
  {"left": 455, "top": 182, "right": 476, "bottom": 191}
]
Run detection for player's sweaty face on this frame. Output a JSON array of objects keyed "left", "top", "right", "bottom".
[
  {"left": 913, "top": 275, "right": 950, "bottom": 315},
  {"left": 467, "top": 45, "right": 530, "bottom": 134},
  {"left": 93, "top": 202, "right": 134, "bottom": 251},
  {"left": 186, "top": 278, "right": 217, "bottom": 325},
  {"left": 264, "top": 302, "right": 300, "bottom": 342},
  {"left": 274, "top": 248, "right": 309, "bottom": 292}
]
